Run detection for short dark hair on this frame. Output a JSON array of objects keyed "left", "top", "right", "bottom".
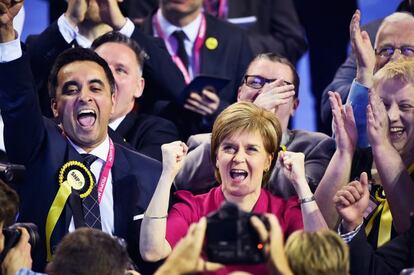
[
  {"left": 0, "top": 180, "right": 19, "bottom": 226},
  {"left": 250, "top": 53, "right": 300, "bottom": 98},
  {"left": 91, "top": 31, "right": 147, "bottom": 71},
  {"left": 48, "top": 48, "right": 116, "bottom": 99},
  {"left": 49, "top": 228, "right": 129, "bottom": 275}
]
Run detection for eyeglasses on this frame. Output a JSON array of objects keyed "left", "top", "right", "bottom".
[
  {"left": 243, "top": 75, "right": 292, "bottom": 89},
  {"left": 375, "top": 46, "right": 414, "bottom": 58}
]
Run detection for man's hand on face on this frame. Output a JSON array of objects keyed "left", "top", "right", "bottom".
[
  {"left": 1, "top": 228, "right": 32, "bottom": 275},
  {"left": 253, "top": 79, "right": 295, "bottom": 112},
  {"left": 0, "top": 0, "right": 23, "bottom": 42},
  {"left": 184, "top": 89, "right": 220, "bottom": 116}
]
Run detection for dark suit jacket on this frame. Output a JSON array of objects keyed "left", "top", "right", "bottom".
[
  {"left": 0, "top": 54, "right": 162, "bottom": 271},
  {"left": 227, "top": 0, "right": 306, "bottom": 64},
  {"left": 25, "top": 20, "right": 186, "bottom": 117},
  {"left": 175, "top": 129, "right": 335, "bottom": 197},
  {"left": 143, "top": 13, "right": 254, "bottom": 139},
  {"left": 349, "top": 223, "right": 414, "bottom": 275},
  {"left": 113, "top": 111, "right": 180, "bottom": 161}
]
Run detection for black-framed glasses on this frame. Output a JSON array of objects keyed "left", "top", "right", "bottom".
[
  {"left": 375, "top": 46, "right": 414, "bottom": 58},
  {"left": 243, "top": 75, "right": 292, "bottom": 89}
]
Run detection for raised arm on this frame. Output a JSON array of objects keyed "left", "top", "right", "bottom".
[
  {"left": 279, "top": 151, "right": 328, "bottom": 231},
  {"left": 140, "top": 141, "right": 188, "bottom": 262},
  {"left": 367, "top": 91, "right": 414, "bottom": 233},
  {"left": 315, "top": 91, "right": 357, "bottom": 228}
]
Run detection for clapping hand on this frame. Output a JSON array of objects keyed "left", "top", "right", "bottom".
[
  {"left": 329, "top": 91, "right": 357, "bottom": 154},
  {"left": 350, "top": 9, "right": 375, "bottom": 87}
]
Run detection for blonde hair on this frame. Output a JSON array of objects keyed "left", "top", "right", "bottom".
[
  {"left": 284, "top": 230, "right": 349, "bottom": 275},
  {"left": 372, "top": 59, "right": 414, "bottom": 90},
  {"left": 211, "top": 102, "right": 282, "bottom": 187}
]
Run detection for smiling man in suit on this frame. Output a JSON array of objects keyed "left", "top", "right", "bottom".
[{"left": 0, "top": 0, "right": 161, "bottom": 271}]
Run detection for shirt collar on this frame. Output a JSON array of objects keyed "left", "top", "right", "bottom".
[
  {"left": 156, "top": 9, "right": 202, "bottom": 44},
  {"left": 68, "top": 135, "right": 110, "bottom": 162},
  {"left": 109, "top": 115, "right": 126, "bottom": 131}
]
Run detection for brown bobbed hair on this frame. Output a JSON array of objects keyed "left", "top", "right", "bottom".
[{"left": 210, "top": 102, "right": 282, "bottom": 187}]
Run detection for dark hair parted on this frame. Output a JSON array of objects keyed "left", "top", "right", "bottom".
[
  {"left": 0, "top": 180, "right": 19, "bottom": 226},
  {"left": 211, "top": 102, "right": 282, "bottom": 187},
  {"left": 48, "top": 48, "right": 116, "bottom": 99},
  {"left": 91, "top": 31, "right": 148, "bottom": 71},
  {"left": 251, "top": 53, "right": 300, "bottom": 98},
  {"left": 49, "top": 228, "right": 129, "bottom": 275}
]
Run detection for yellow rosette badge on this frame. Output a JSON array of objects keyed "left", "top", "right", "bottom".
[
  {"left": 45, "top": 161, "right": 94, "bottom": 261},
  {"left": 205, "top": 37, "right": 218, "bottom": 50}
]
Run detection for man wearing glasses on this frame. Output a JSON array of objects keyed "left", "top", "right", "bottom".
[
  {"left": 322, "top": 9, "right": 414, "bottom": 132},
  {"left": 340, "top": 11, "right": 414, "bottom": 148},
  {"left": 174, "top": 53, "right": 335, "bottom": 198}
]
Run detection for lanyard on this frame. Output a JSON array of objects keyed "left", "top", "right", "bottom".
[
  {"left": 96, "top": 138, "right": 115, "bottom": 203},
  {"left": 153, "top": 14, "right": 207, "bottom": 84}
]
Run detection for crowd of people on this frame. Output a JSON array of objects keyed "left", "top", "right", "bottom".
[{"left": 0, "top": 0, "right": 414, "bottom": 274}]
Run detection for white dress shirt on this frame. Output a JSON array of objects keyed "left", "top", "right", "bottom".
[
  {"left": 68, "top": 135, "right": 114, "bottom": 235},
  {"left": 154, "top": 9, "right": 202, "bottom": 79}
]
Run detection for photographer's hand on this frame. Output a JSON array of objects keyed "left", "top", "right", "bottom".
[
  {"left": 155, "top": 218, "right": 223, "bottom": 275},
  {"left": 1, "top": 228, "right": 32, "bottom": 275},
  {"left": 250, "top": 214, "right": 293, "bottom": 275}
]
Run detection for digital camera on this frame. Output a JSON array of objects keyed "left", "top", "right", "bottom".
[
  {"left": 206, "top": 201, "right": 268, "bottom": 264},
  {"left": 0, "top": 223, "right": 39, "bottom": 263}
]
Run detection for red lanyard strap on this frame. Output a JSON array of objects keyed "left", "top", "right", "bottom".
[
  {"left": 153, "top": 13, "right": 207, "bottom": 84},
  {"left": 96, "top": 138, "right": 115, "bottom": 203}
]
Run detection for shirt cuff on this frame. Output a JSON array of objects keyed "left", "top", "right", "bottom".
[
  {"left": 58, "top": 14, "right": 92, "bottom": 48},
  {"left": 0, "top": 38, "right": 22, "bottom": 62},
  {"left": 347, "top": 79, "right": 369, "bottom": 105},
  {"left": 338, "top": 221, "right": 363, "bottom": 244},
  {"left": 16, "top": 268, "right": 46, "bottom": 275},
  {"left": 58, "top": 14, "right": 78, "bottom": 44},
  {"left": 119, "top": 17, "right": 135, "bottom": 38}
]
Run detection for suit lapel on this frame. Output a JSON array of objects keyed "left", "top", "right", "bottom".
[
  {"left": 200, "top": 15, "right": 219, "bottom": 75},
  {"left": 115, "top": 112, "right": 137, "bottom": 138}
]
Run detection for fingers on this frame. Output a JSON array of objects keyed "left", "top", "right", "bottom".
[
  {"left": 17, "top": 228, "right": 30, "bottom": 247},
  {"left": 204, "top": 261, "right": 224, "bottom": 272},
  {"left": 350, "top": 9, "right": 361, "bottom": 45},
  {"left": 333, "top": 179, "right": 365, "bottom": 206},
  {"left": 161, "top": 141, "right": 188, "bottom": 162},
  {"left": 191, "top": 217, "right": 207, "bottom": 253},
  {"left": 250, "top": 216, "right": 269, "bottom": 244},
  {"left": 263, "top": 213, "right": 283, "bottom": 241},
  {"left": 184, "top": 91, "right": 220, "bottom": 116}
]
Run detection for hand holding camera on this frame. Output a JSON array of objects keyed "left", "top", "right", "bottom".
[
  {"left": 1, "top": 227, "right": 32, "bottom": 275},
  {"left": 251, "top": 214, "right": 294, "bottom": 275}
]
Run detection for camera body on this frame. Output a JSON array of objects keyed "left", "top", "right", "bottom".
[
  {"left": 0, "top": 223, "right": 39, "bottom": 263},
  {"left": 206, "top": 201, "right": 268, "bottom": 264}
]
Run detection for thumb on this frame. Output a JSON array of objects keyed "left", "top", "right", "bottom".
[
  {"left": 16, "top": 228, "right": 30, "bottom": 248},
  {"left": 360, "top": 172, "right": 369, "bottom": 191}
]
